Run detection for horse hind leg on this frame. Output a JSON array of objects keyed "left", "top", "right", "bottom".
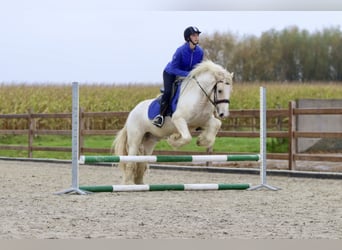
[
  {"left": 114, "top": 126, "right": 144, "bottom": 185},
  {"left": 132, "top": 144, "right": 147, "bottom": 185},
  {"left": 124, "top": 131, "right": 159, "bottom": 185},
  {"left": 123, "top": 161, "right": 146, "bottom": 185},
  {"left": 123, "top": 142, "right": 142, "bottom": 185},
  {"left": 134, "top": 134, "right": 159, "bottom": 184},
  {"left": 118, "top": 148, "right": 139, "bottom": 184},
  {"left": 112, "top": 126, "right": 134, "bottom": 184},
  {"left": 122, "top": 160, "right": 139, "bottom": 185}
]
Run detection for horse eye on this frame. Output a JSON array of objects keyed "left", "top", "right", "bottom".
[{"left": 218, "top": 89, "right": 222, "bottom": 94}]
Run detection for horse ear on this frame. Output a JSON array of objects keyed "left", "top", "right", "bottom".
[{"left": 231, "top": 72, "right": 234, "bottom": 78}]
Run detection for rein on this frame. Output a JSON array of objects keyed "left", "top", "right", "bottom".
[{"left": 193, "top": 77, "right": 230, "bottom": 108}]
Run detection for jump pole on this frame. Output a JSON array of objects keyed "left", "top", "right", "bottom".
[
  {"left": 79, "top": 183, "right": 251, "bottom": 192},
  {"left": 79, "top": 154, "right": 260, "bottom": 164}
]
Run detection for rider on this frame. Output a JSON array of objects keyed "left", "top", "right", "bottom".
[{"left": 152, "top": 26, "right": 204, "bottom": 128}]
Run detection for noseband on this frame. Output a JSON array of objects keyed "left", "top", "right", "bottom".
[{"left": 213, "top": 83, "right": 230, "bottom": 105}]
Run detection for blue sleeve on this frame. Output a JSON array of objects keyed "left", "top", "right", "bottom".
[{"left": 167, "top": 48, "right": 189, "bottom": 77}]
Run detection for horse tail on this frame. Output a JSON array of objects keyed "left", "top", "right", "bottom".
[{"left": 112, "top": 124, "right": 128, "bottom": 156}]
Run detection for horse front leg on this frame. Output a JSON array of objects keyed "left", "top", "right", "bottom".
[
  {"left": 167, "top": 117, "right": 192, "bottom": 148},
  {"left": 197, "top": 117, "right": 222, "bottom": 148}
]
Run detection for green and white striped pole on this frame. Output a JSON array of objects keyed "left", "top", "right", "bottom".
[
  {"left": 79, "top": 154, "right": 260, "bottom": 164},
  {"left": 80, "top": 183, "right": 251, "bottom": 192}
]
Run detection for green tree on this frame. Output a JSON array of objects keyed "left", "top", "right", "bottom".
[{"left": 200, "top": 26, "right": 342, "bottom": 82}]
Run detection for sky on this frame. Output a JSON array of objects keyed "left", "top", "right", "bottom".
[{"left": 1, "top": 0, "right": 342, "bottom": 84}]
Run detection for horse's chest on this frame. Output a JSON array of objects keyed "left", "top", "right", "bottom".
[{"left": 189, "top": 109, "right": 212, "bottom": 124}]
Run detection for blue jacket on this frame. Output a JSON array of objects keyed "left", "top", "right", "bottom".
[{"left": 164, "top": 43, "right": 204, "bottom": 77}]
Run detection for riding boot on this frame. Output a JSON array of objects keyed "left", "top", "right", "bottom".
[{"left": 152, "top": 101, "right": 168, "bottom": 128}]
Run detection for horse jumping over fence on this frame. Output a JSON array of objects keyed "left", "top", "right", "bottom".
[{"left": 112, "top": 60, "right": 234, "bottom": 184}]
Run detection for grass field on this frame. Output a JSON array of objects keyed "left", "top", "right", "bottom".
[{"left": 0, "top": 134, "right": 273, "bottom": 160}]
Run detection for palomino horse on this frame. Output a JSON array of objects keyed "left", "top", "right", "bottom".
[{"left": 113, "top": 60, "right": 234, "bottom": 184}]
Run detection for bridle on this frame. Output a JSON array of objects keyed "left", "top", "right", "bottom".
[{"left": 193, "top": 77, "right": 230, "bottom": 108}]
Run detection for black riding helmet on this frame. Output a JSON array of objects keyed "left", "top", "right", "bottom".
[{"left": 184, "top": 26, "right": 201, "bottom": 42}]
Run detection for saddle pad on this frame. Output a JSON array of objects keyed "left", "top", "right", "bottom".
[{"left": 147, "top": 83, "right": 181, "bottom": 120}]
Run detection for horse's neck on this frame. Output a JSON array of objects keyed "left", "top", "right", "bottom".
[
  {"left": 182, "top": 75, "right": 212, "bottom": 94},
  {"left": 179, "top": 76, "right": 215, "bottom": 112}
]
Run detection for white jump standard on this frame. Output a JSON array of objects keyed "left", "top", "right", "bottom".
[
  {"left": 55, "top": 82, "right": 89, "bottom": 195},
  {"left": 248, "top": 87, "right": 279, "bottom": 191}
]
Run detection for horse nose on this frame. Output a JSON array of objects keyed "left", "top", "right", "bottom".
[{"left": 219, "top": 111, "right": 229, "bottom": 118}]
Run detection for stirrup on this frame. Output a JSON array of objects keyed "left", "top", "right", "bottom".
[{"left": 152, "top": 115, "right": 164, "bottom": 128}]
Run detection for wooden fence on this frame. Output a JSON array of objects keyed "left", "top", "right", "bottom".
[{"left": 1, "top": 104, "right": 342, "bottom": 170}]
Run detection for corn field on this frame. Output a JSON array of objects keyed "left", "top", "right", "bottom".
[{"left": 1, "top": 82, "right": 342, "bottom": 130}]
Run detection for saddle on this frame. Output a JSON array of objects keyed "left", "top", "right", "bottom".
[{"left": 147, "top": 79, "right": 182, "bottom": 120}]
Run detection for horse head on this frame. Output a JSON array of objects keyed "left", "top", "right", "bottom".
[
  {"left": 212, "top": 67, "right": 234, "bottom": 118},
  {"left": 187, "top": 60, "right": 234, "bottom": 118}
]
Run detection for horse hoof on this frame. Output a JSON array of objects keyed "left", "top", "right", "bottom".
[
  {"left": 197, "top": 137, "right": 214, "bottom": 147},
  {"left": 167, "top": 139, "right": 180, "bottom": 148}
]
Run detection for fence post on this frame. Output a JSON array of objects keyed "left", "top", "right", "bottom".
[
  {"left": 288, "top": 101, "right": 297, "bottom": 170},
  {"left": 79, "top": 107, "right": 85, "bottom": 156},
  {"left": 27, "top": 108, "right": 35, "bottom": 158}
]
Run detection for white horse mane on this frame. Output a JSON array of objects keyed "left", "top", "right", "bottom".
[{"left": 182, "top": 60, "right": 233, "bottom": 92}]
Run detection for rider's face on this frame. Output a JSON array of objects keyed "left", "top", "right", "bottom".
[{"left": 190, "top": 33, "right": 199, "bottom": 44}]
